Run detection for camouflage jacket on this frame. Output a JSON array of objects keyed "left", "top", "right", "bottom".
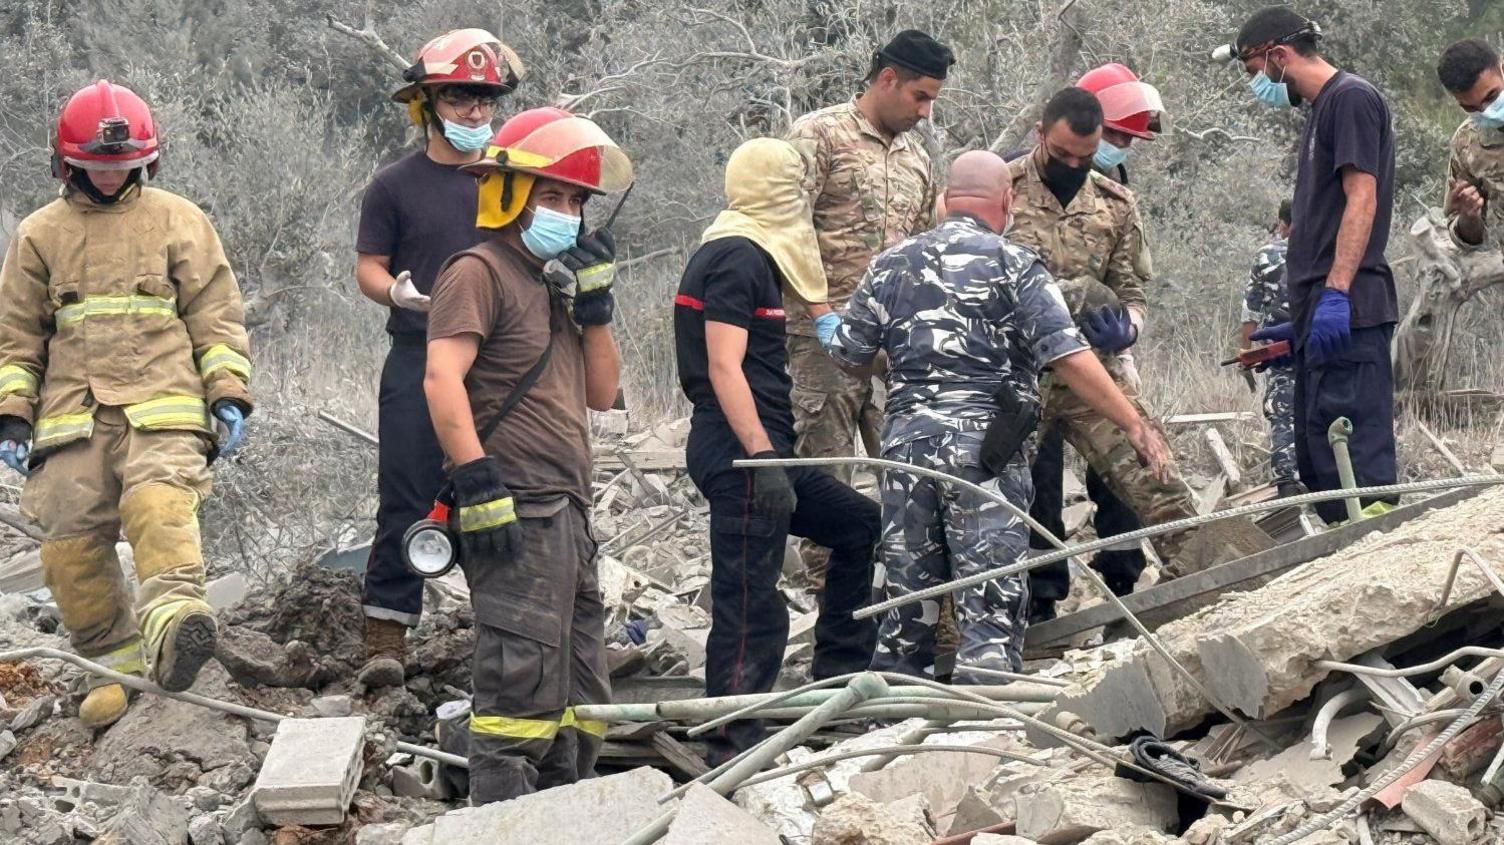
[
  {"left": 785, "top": 98, "right": 938, "bottom": 336},
  {"left": 1242, "top": 235, "right": 1289, "bottom": 327},
  {"left": 1445, "top": 118, "right": 1504, "bottom": 251},
  {"left": 1006, "top": 147, "right": 1152, "bottom": 325},
  {"left": 827, "top": 215, "right": 1087, "bottom": 448}
]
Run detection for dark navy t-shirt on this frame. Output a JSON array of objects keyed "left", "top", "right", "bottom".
[
  {"left": 356, "top": 150, "right": 487, "bottom": 338},
  {"left": 673, "top": 237, "right": 795, "bottom": 445},
  {"left": 1287, "top": 71, "right": 1397, "bottom": 343}
]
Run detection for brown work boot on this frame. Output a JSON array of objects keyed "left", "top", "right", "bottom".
[{"left": 359, "top": 618, "right": 407, "bottom": 688}]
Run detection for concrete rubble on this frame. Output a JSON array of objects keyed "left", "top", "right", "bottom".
[
  {"left": 252, "top": 716, "right": 367, "bottom": 825},
  {"left": 1401, "top": 780, "right": 1489, "bottom": 845}
]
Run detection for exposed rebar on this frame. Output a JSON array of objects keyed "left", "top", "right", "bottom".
[{"left": 734, "top": 743, "right": 1046, "bottom": 791}]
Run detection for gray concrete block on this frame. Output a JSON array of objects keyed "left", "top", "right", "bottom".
[
  {"left": 251, "top": 716, "right": 365, "bottom": 826},
  {"left": 429, "top": 767, "right": 673, "bottom": 844},
  {"left": 1015, "top": 775, "right": 1177, "bottom": 845},
  {"left": 662, "top": 783, "right": 780, "bottom": 845},
  {"left": 1402, "top": 780, "right": 1488, "bottom": 845}
]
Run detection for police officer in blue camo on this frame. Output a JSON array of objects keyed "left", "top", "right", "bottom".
[
  {"left": 1240, "top": 200, "right": 1300, "bottom": 495},
  {"left": 821, "top": 151, "right": 1171, "bottom": 680}
]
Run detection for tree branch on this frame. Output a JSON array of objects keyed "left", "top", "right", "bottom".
[
  {"left": 989, "top": 0, "right": 1086, "bottom": 153},
  {"left": 325, "top": 14, "right": 409, "bottom": 74}
]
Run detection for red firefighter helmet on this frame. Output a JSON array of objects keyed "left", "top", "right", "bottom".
[
  {"left": 463, "top": 107, "right": 634, "bottom": 228},
  {"left": 1076, "top": 63, "right": 1165, "bottom": 140},
  {"left": 391, "top": 28, "right": 525, "bottom": 104},
  {"left": 52, "top": 80, "right": 160, "bottom": 178}
]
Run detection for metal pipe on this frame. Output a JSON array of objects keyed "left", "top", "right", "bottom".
[
  {"left": 573, "top": 683, "right": 1059, "bottom": 724},
  {"left": 1310, "top": 688, "right": 1369, "bottom": 760},
  {"left": 758, "top": 699, "right": 1045, "bottom": 722},
  {"left": 1327, "top": 417, "right": 1364, "bottom": 524},
  {"left": 0, "top": 647, "right": 467, "bottom": 768},
  {"left": 1380, "top": 708, "right": 1476, "bottom": 754},
  {"left": 862, "top": 719, "right": 949, "bottom": 772},
  {"left": 733, "top": 743, "right": 1046, "bottom": 792},
  {"left": 316, "top": 410, "right": 379, "bottom": 446},
  {"left": 1315, "top": 647, "right": 1504, "bottom": 679},
  {"left": 958, "top": 666, "right": 1071, "bottom": 687},
  {"left": 621, "top": 673, "right": 889, "bottom": 845}
]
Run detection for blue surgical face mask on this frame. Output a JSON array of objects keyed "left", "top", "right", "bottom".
[
  {"left": 442, "top": 119, "right": 494, "bottom": 152},
  {"left": 1472, "top": 97, "right": 1504, "bottom": 131},
  {"left": 1250, "top": 69, "right": 1293, "bottom": 109},
  {"left": 521, "top": 206, "right": 582, "bottom": 260},
  {"left": 1093, "top": 141, "right": 1129, "bottom": 172}
]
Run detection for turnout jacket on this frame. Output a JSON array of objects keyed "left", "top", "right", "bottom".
[{"left": 0, "top": 186, "right": 252, "bottom": 454}]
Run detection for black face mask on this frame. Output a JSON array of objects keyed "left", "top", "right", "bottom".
[
  {"left": 1040, "top": 154, "right": 1092, "bottom": 208},
  {"left": 68, "top": 167, "right": 142, "bottom": 205}
]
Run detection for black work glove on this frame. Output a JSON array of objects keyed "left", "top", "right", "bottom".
[
  {"left": 0, "top": 415, "right": 30, "bottom": 445},
  {"left": 448, "top": 456, "right": 521, "bottom": 562},
  {"left": 564, "top": 229, "right": 617, "bottom": 327},
  {"left": 749, "top": 450, "right": 797, "bottom": 517}
]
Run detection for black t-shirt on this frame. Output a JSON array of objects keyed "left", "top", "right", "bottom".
[
  {"left": 356, "top": 150, "right": 488, "bottom": 337},
  {"left": 1287, "top": 71, "right": 1397, "bottom": 342},
  {"left": 674, "top": 237, "right": 795, "bottom": 445}
]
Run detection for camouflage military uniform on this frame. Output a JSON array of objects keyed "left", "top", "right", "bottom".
[
  {"left": 1445, "top": 118, "right": 1504, "bottom": 250},
  {"left": 784, "top": 101, "right": 938, "bottom": 581},
  {"left": 1007, "top": 149, "right": 1226, "bottom": 575},
  {"left": 828, "top": 215, "right": 1087, "bottom": 679},
  {"left": 1243, "top": 235, "right": 1296, "bottom": 484}
]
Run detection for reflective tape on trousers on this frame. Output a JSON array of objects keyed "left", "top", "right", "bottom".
[
  {"left": 33, "top": 411, "right": 95, "bottom": 448},
  {"left": 470, "top": 713, "right": 560, "bottom": 740},
  {"left": 0, "top": 364, "right": 38, "bottom": 398}
]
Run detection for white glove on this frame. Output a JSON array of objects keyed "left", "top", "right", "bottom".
[{"left": 388, "top": 271, "right": 431, "bottom": 313}]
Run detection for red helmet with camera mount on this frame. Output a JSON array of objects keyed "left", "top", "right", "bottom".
[{"left": 52, "top": 80, "right": 160, "bottom": 179}]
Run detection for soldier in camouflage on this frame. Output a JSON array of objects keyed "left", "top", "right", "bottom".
[
  {"left": 1008, "top": 88, "right": 1270, "bottom": 579},
  {"left": 820, "top": 151, "right": 1170, "bottom": 679},
  {"left": 1240, "top": 201, "right": 1298, "bottom": 491},
  {"left": 1437, "top": 39, "right": 1504, "bottom": 252},
  {"left": 784, "top": 30, "right": 949, "bottom": 586}
]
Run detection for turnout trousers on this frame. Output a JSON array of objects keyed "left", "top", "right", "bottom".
[
  {"left": 463, "top": 498, "right": 610, "bottom": 805},
  {"left": 364, "top": 337, "right": 447, "bottom": 626},
  {"left": 687, "top": 416, "right": 879, "bottom": 757},
  {"left": 1294, "top": 325, "right": 1398, "bottom": 524},
  {"left": 21, "top": 405, "right": 212, "bottom": 686},
  {"left": 871, "top": 430, "right": 1031, "bottom": 682}
]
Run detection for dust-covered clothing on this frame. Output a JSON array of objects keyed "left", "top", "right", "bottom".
[
  {"left": 828, "top": 214, "right": 1085, "bottom": 678},
  {"left": 1445, "top": 118, "right": 1504, "bottom": 250},
  {"left": 1244, "top": 235, "right": 1296, "bottom": 483},
  {"left": 427, "top": 233, "right": 606, "bottom": 804}
]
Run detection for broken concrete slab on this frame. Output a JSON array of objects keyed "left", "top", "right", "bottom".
[
  {"left": 205, "top": 573, "right": 248, "bottom": 611},
  {"left": 310, "top": 695, "right": 353, "bottom": 718},
  {"left": 354, "top": 822, "right": 413, "bottom": 845},
  {"left": 971, "top": 836, "right": 1036, "bottom": 845},
  {"left": 810, "top": 792, "right": 934, "bottom": 845},
  {"left": 1039, "top": 489, "right": 1504, "bottom": 742},
  {"left": 251, "top": 716, "right": 365, "bottom": 826},
  {"left": 1401, "top": 779, "right": 1488, "bottom": 845},
  {"left": 1014, "top": 775, "right": 1177, "bottom": 845},
  {"left": 848, "top": 735, "right": 1021, "bottom": 821},
  {"left": 98, "top": 780, "right": 191, "bottom": 845},
  {"left": 662, "top": 783, "right": 780, "bottom": 845},
  {"left": 429, "top": 767, "right": 672, "bottom": 844},
  {"left": 1079, "top": 827, "right": 1175, "bottom": 845},
  {"left": 1232, "top": 712, "right": 1383, "bottom": 792},
  {"left": 94, "top": 664, "right": 255, "bottom": 788},
  {"left": 8, "top": 693, "right": 53, "bottom": 731},
  {"left": 0, "top": 729, "right": 14, "bottom": 762}
]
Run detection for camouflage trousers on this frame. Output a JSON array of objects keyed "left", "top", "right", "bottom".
[
  {"left": 870, "top": 429, "right": 1031, "bottom": 681},
  {"left": 788, "top": 334, "right": 883, "bottom": 587},
  {"left": 1263, "top": 364, "right": 1297, "bottom": 484}
]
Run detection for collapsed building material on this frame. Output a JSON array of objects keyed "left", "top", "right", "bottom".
[
  {"left": 251, "top": 716, "right": 366, "bottom": 826},
  {"left": 1013, "top": 774, "right": 1178, "bottom": 844},
  {"left": 573, "top": 683, "right": 1058, "bottom": 724},
  {"left": 810, "top": 792, "right": 935, "bottom": 845},
  {"left": 1036, "top": 488, "right": 1504, "bottom": 744},
  {"left": 1400, "top": 780, "right": 1488, "bottom": 845},
  {"left": 662, "top": 783, "right": 780, "bottom": 845},
  {"left": 409, "top": 767, "right": 673, "bottom": 844}
]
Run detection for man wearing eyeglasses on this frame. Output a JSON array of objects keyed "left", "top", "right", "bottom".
[{"left": 353, "top": 29, "right": 524, "bottom": 687}]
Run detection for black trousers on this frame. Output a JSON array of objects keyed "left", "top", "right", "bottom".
[
  {"left": 1027, "top": 425, "right": 1147, "bottom": 603},
  {"left": 363, "top": 338, "right": 447, "bottom": 626},
  {"left": 687, "top": 417, "right": 879, "bottom": 756},
  {"left": 1294, "top": 324, "right": 1398, "bottom": 524}
]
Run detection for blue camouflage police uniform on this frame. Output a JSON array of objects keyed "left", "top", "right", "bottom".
[
  {"left": 827, "top": 214, "right": 1088, "bottom": 679},
  {"left": 1243, "top": 235, "right": 1297, "bottom": 486}
]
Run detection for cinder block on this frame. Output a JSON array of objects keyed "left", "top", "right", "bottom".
[{"left": 251, "top": 717, "right": 365, "bottom": 826}]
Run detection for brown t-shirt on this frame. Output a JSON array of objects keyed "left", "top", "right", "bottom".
[{"left": 427, "top": 234, "right": 591, "bottom": 509}]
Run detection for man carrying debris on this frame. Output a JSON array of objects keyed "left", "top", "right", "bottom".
[
  {"left": 0, "top": 81, "right": 253, "bottom": 727},
  {"left": 1437, "top": 38, "right": 1504, "bottom": 251},
  {"left": 354, "top": 28, "right": 524, "bottom": 687},
  {"left": 1234, "top": 7, "right": 1399, "bottom": 523},
  {"left": 675, "top": 138, "right": 879, "bottom": 760},
  {"left": 1027, "top": 63, "right": 1165, "bottom": 620},
  {"left": 423, "top": 107, "right": 631, "bottom": 803},
  {"left": 1239, "top": 200, "right": 1300, "bottom": 496},
  {"left": 822, "top": 150, "right": 1171, "bottom": 679},
  {"left": 784, "top": 29, "right": 950, "bottom": 588},
  {"left": 1007, "top": 87, "right": 1269, "bottom": 583}
]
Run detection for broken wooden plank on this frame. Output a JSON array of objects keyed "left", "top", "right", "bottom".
[
  {"left": 651, "top": 732, "right": 711, "bottom": 779},
  {"left": 1025, "top": 486, "right": 1481, "bottom": 651},
  {"left": 0, "top": 504, "right": 43, "bottom": 542},
  {"left": 1163, "top": 412, "right": 1257, "bottom": 426},
  {"left": 1203, "top": 428, "right": 1242, "bottom": 488},
  {"left": 594, "top": 449, "right": 686, "bottom": 473},
  {"left": 1416, "top": 420, "right": 1468, "bottom": 474}
]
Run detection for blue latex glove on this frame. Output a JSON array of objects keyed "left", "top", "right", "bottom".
[
  {"left": 213, "top": 401, "right": 246, "bottom": 457},
  {"left": 1306, "top": 288, "right": 1351, "bottom": 363},
  {"left": 0, "top": 440, "right": 29, "bottom": 478},
  {"left": 1248, "top": 321, "right": 1296, "bottom": 369},
  {"left": 815, "top": 312, "right": 841, "bottom": 349},
  {"left": 1081, "top": 306, "right": 1138, "bottom": 353}
]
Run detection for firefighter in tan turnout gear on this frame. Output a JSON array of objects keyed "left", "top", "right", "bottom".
[{"left": 0, "top": 81, "right": 253, "bottom": 728}]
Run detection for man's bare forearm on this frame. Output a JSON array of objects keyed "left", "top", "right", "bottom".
[
  {"left": 582, "top": 326, "right": 621, "bottom": 412},
  {"left": 708, "top": 363, "right": 774, "bottom": 456},
  {"left": 1329, "top": 173, "right": 1377, "bottom": 293}
]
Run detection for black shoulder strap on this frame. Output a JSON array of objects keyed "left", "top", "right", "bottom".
[{"left": 475, "top": 289, "right": 560, "bottom": 447}]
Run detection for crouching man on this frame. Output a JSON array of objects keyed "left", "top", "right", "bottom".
[
  {"left": 423, "top": 107, "right": 631, "bottom": 803},
  {"left": 823, "top": 150, "right": 1170, "bottom": 680}
]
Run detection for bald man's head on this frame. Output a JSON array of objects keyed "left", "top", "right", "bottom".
[{"left": 944, "top": 150, "right": 1013, "bottom": 232}]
